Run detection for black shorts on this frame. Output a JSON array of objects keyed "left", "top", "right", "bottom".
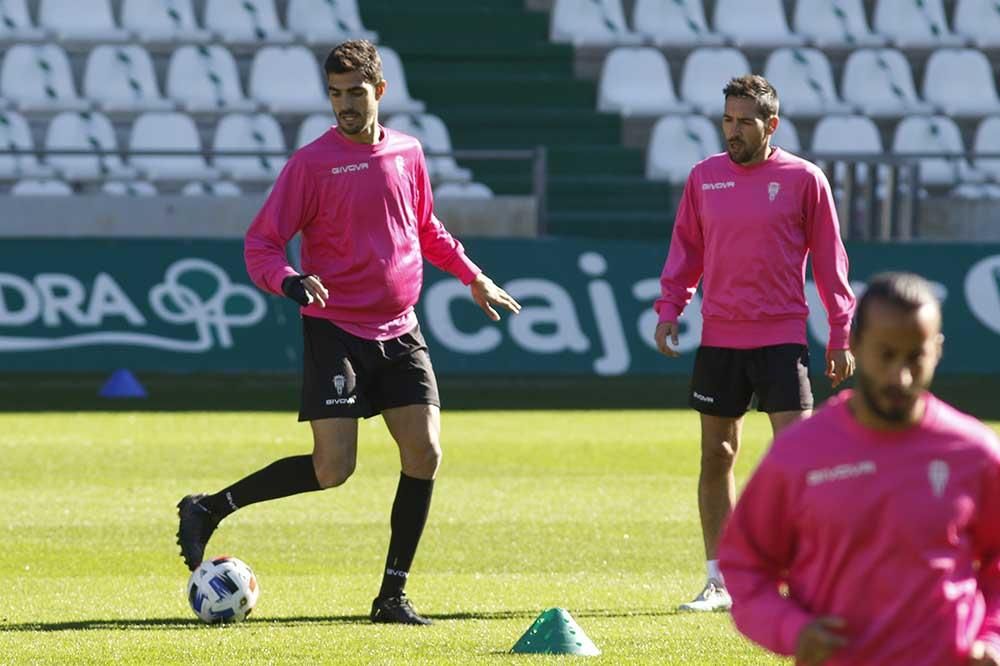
[
  {"left": 298, "top": 316, "right": 440, "bottom": 422},
  {"left": 688, "top": 344, "right": 813, "bottom": 417}
]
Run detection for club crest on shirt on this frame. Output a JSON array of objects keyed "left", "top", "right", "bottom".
[
  {"left": 768, "top": 181, "right": 780, "bottom": 201},
  {"left": 395, "top": 155, "right": 406, "bottom": 178},
  {"left": 928, "top": 459, "right": 949, "bottom": 497}
]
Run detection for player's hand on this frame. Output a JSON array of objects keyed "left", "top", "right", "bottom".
[
  {"left": 825, "top": 349, "right": 855, "bottom": 388},
  {"left": 655, "top": 321, "right": 681, "bottom": 358},
  {"left": 281, "top": 274, "right": 329, "bottom": 308},
  {"left": 470, "top": 273, "right": 520, "bottom": 321},
  {"left": 969, "top": 640, "right": 1000, "bottom": 665},
  {"left": 795, "top": 616, "right": 848, "bottom": 666}
]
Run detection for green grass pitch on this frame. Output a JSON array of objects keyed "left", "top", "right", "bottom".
[{"left": 3, "top": 379, "right": 997, "bottom": 665}]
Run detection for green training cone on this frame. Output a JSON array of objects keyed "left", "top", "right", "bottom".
[{"left": 510, "top": 607, "right": 600, "bottom": 656}]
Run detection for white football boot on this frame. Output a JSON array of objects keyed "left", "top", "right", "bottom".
[{"left": 677, "top": 578, "right": 732, "bottom": 612}]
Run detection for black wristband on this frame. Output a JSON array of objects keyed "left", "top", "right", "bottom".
[{"left": 281, "top": 274, "right": 315, "bottom": 307}]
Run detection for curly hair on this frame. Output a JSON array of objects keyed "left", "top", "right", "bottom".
[
  {"left": 324, "top": 39, "right": 383, "bottom": 85},
  {"left": 723, "top": 75, "right": 779, "bottom": 119}
]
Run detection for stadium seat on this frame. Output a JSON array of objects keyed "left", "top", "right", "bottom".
[
  {"left": 812, "top": 114, "right": 884, "bottom": 183},
  {"left": 892, "top": 115, "right": 982, "bottom": 186},
  {"left": 712, "top": 0, "right": 805, "bottom": 48},
  {"left": 38, "top": 0, "right": 129, "bottom": 42},
  {"left": 166, "top": 45, "right": 256, "bottom": 112},
  {"left": 873, "top": 0, "right": 966, "bottom": 48},
  {"left": 102, "top": 180, "right": 158, "bottom": 196},
  {"left": 950, "top": 182, "right": 1000, "bottom": 199},
  {"left": 973, "top": 116, "right": 1000, "bottom": 183},
  {"left": 0, "top": 110, "right": 54, "bottom": 178},
  {"left": 631, "top": 0, "right": 725, "bottom": 47},
  {"left": 840, "top": 48, "right": 935, "bottom": 117},
  {"left": 128, "top": 111, "right": 219, "bottom": 181},
  {"left": 44, "top": 111, "right": 135, "bottom": 180},
  {"left": 763, "top": 48, "right": 854, "bottom": 117},
  {"left": 597, "top": 48, "right": 691, "bottom": 116},
  {"left": 793, "top": 0, "right": 887, "bottom": 47},
  {"left": 385, "top": 113, "right": 471, "bottom": 183},
  {"left": 83, "top": 45, "right": 174, "bottom": 113},
  {"left": 204, "top": 0, "right": 294, "bottom": 44},
  {"left": 296, "top": 113, "right": 334, "bottom": 147},
  {"left": 212, "top": 112, "right": 288, "bottom": 181},
  {"left": 11, "top": 178, "right": 72, "bottom": 195},
  {"left": 377, "top": 47, "right": 426, "bottom": 114},
  {"left": 772, "top": 116, "right": 800, "bottom": 152},
  {"left": 646, "top": 114, "right": 721, "bottom": 183},
  {"left": 0, "top": 44, "right": 90, "bottom": 112},
  {"left": 121, "top": 0, "right": 212, "bottom": 43},
  {"left": 248, "top": 46, "right": 329, "bottom": 113},
  {"left": 182, "top": 180, "right": 243, "bottom": 196},
  {"left": 0, "top": 0, "right": 47, "bottom": 42},
  {"left": 922, "top": 49, "right": 1000, "bottom": 117},
  {"left": 435, "top": 181, "right": 495, "bottom": 199},
  {"left": 680, "top": 47, "right": 752, "bottom": 117},
  {"left": 550, "top": 0, "right": 643, "bottom": 46},
  {"left": 285, "top": 0, "right": 378, "bottom": 45},
  {"left": 954, "top": 0, "right": 1000, "bottom": 48}
]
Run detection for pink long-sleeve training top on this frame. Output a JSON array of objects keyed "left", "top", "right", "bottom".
[
  {"left": 244, "top": 124, "right": 480, "bottom": 340},
  {"left": 655, "top": 148, "right": 855, "bottom": 350},
  {"left": 719, "top": 391, "right": 1000, "bottom": 665}
]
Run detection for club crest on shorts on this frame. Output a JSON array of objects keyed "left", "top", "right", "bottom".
[
  {"left": 333, "top": 374, "right": 346, "bottom": 396},
  {"left": 768, "top": 182, "right": 780, "bottom": 202}
]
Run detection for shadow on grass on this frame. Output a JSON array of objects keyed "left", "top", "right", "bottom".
[{"left": 0, "top": 608, "right": 677, "bottom": 632}]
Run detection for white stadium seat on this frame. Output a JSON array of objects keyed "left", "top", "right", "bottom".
[
  {"left": 182, "top": 180, "right": 243, "bottom": 196},
  {"left": 0, "top": 0, "right": 47, "bottom": 41},
  {"left": 771, "top": 116, "right": 800, "bottom": 152},
  {"left": 286, "top": 0, "right": 378, "bottom": 45},
  {"left": 121, "top": 0, "right": 212, "bottom": 43},
  {"left": 550, "top": 0, "right": 643, "bottom": 46},
  {"left": 0, "top": 110, "right": 54, "bottom": 178},
  {"left": 646, "top": 114, "right": 721, "bottom": 184},
  {"left": 712, "top": 0, "right": 806, "bottom": 48},
  {"left": 922, "top": 49, "right": 1000, "bottom": 117},
  {"left": 11, "top": 178, "right": 72, "bottom": 195},
  {"left": 0, "top": 44, "right": 89, "bottom": 112},
  {"left": 763, "top": 48, "right": 855, "bottom": 117},
  {"left": 248, "top": 46, "right": 329, "bottom": 113},
  {"left": 840, "top": 48, "right": 935, "bottom": 118},
  {"left": 812, "top": 115, "right": 884, "bottom": 183},
  {"left": 38, "top": 0, "right": 129, "bottom": 42},
  {"left": 45, "top": 111, "right": 135, "bottom": 180},
  {"left": 793, "top": 0, "right": 887, "bottom": 48},
  {"left": 631, "top": 0, "right": 725, "bottom": 47},
  {"left": 386, "top": 113, "right": 471, "bottom": 184},
  {"left": 873, "top": 0, "right": 966, "bottom": 48},
  {"left": 377, "top": 47, "right": 426, "bottom": 114},
  {"left": 435, "top": 182, "right": 494, "bottom": 199},
  {"left": 128, "top": 111, "right": 219, "bottom": 181},
  {"left": 973, "top": 116, "right": 1000, "bottom": 183},
  {"left": 166, "top": 45, "right": 256, "bottom": 112},
  {"left": 954, "top": 0, "right": 1000, "bottom": 48},
  {"left": 296, "top": 113, "right": 334, "bottom": 147},
  {"left": 892, "top": 115, "right": 982, "bottom": 186},
  {"left": 212, "top": 112, "right": 288, "bottom": 181},
  {"left": 597, "top": 47, "right": 691, "bottom": 116},
  {"left": 204, "top": 0, "right": 294, "bottom": 44},
  {"left": 83, "top": 45, "right": 174, "bottom": 112},
  {"left": 102, "top": 180, "right": 158, "bottom": 196},
  {"left": 680, "top": 48, "right": 752, "bottom": 117}
]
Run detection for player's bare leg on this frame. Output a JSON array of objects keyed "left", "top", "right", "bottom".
[
  {"left": 679, "top": 413, "right": 743, "bottom": 612},
  {"left": 309, "top": 417, "right": 359, "bottom": 488},
  {"left": 768, "top": 409, "right": 810, "bottom": 437},
  {"left": 369, "top": 404, "right": 441, "bottom": 625}
]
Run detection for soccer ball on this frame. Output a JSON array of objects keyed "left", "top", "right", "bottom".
[{"left": 187, "top": 556, "right": 260, "bottom": 624}]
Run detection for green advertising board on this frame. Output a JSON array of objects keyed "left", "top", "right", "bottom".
[{"left": 1, "top": 238, "right": 998, "bottom": 375}]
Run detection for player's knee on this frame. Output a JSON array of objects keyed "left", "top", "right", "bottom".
[
  {"left": 313, "top": 455, "right": 356, "bottom": 489},
  {"left": 403, "top": 440, "right": 441, "bottom": 478},
  {"left": 700, "top": 440, "right": 738, "bottom": 471}
]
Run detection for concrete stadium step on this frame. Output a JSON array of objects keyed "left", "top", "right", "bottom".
[
  {"left": 408, "top": 77, "right": 596, "bottom": 109},
  {"left": 547, "top": 177, "right": 672, "bottom": 211},
  {"left": 362, "top": 8, "right": 550, "bottom": 44},
  {"left": 546, "top": 211, "right": 673, "bottom": 239},
  {"left": 433, "top": 108, "right": 623, "bottom": 148}
]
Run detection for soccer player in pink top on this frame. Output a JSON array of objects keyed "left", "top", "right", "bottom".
[
  {"left": 654, "top": 75, "right": 856, "bottom": 612},
  {"left": 719, "top": 272, "right": 1000, "bottom": 666},
  {"left": 175, "top": 40, "right": 521, "bottom": 625}
]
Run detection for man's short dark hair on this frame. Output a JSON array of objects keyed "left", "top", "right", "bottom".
[
  {"left": 324, "top": 39, "right": 383, "bottom": 85},
  {"left": 854, "top": 272, "right": 940, "bottom": 337},
  {"left": 723, "top": 75, "right": 779, "bottom": 119}
]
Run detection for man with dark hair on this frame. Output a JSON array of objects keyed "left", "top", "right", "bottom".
[
  {"left": 719, "top": 272, "right": 1000, "bottom": 666},
  {"left": 176, "top": 39, "right": 521, "bottom": 625},
  {"left": 654, "top": 74, "right": 856, "bottom": 611}
]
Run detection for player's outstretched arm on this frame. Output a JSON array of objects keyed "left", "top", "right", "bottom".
[{"left": 469, "top": 273, "right": 520, "bottom": 321}]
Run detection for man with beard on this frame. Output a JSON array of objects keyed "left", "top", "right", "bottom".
[
  {"left": 719, "top": 272, "right": 1000, "bottom": 666},
  {"left": 654, "top": 74, "right": 856, "bottom": 611},
  {"left": 176, "top": 39, "right": 521, "bottom": 625}
]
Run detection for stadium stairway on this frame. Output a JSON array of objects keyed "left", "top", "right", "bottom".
[{"left": 359, "top": 1, "right": 674, "bottom": 240}]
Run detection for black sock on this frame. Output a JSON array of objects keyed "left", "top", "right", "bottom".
[
  {"left": 378, "top": 473, "right": 434, "bottom": 599},
  {"left": 199, "top": 455, "right": 321, "bottom": 519}
]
